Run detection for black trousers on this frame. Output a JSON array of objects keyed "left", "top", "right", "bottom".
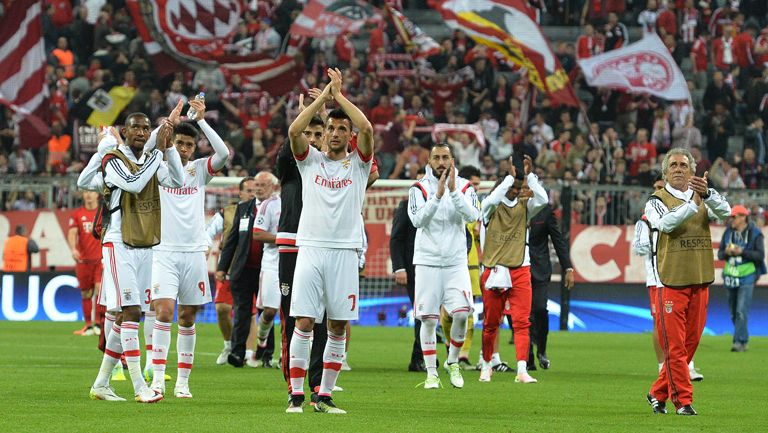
[
  {"left": 230, "top": 266, "right": 260, "bottom": 358},
  {"left": 279, "top": 251, "right": 327, "bottom": 390},
  {"left": 405, "top": 268, "right": 422, "bottom": 364},
  {"left": 529, "top": 279, "right": 550, "bottom": 358}
]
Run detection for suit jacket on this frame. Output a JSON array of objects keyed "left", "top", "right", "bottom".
[
  {"left": 528, "top": 204, "right": 572, "bottom": 283},
  {"left": 218, "top": 198, "right": 259, "bottom": 282},
  {"left": 390, "top": 199, "right": 416, "bottom": 276}
]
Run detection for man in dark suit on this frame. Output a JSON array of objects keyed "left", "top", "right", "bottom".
[
  {"left": 390, "top": 167, "right": 425, "bottom": 372},
  {"left": 216, "top": 173, "right": 275, "bottom": 367},
  {"left": 526, "top": 203, "right": 574, "bottom": 370}
]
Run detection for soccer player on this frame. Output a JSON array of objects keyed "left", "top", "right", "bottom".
[
  {"left": 68, "top": 190, "right": 105, "bottom": 336},
  {"left": 251, "top": 172, "right": 281, "bottom": 364},
  {"left": 206, "top": 177, "right": 257, "bottom": 365},
  {"left": 86, "top": 110, "right": 184, "bottom": 403},
  {"left": 285, "top": 69, "right": 373, "bottom": 414},
  {"left": 478, "top": 156, "right": 547, "bottom": 383},
  {"left": 408, "top": 143, "right": 480, "bottom": 389},
  {"left": 149, "top": 98, "right": 229, "bottom": 398},
  {"left": 644, "top": 148, "right": 730, "bottom": 415}
]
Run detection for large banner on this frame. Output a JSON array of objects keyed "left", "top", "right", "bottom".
[
  {"left": 0, "top": 211, "right": 76, "bottom": 271},
  {"left": 570, "top": 224, "right": 768, "bottom": 286}
]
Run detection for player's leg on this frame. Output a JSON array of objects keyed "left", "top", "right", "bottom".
[
  {"left": 459, "top": 267, "right": 482, "bottom": 367},
  {"left": 415, "top": 264, "right": 443, "bottom": 385},
  {"left": 439, "top": 306, "right": 453, "bottom": 355},
  {"left": 279, "top": 251, "right": 297, "bottom": 386},
  {"left": 651, "top": 286, "right": 691, "bottom": 412},
  {"left": 143, "top": 308, "right": 156, "bottom": 380},
  {"left": 149, "top": 250, "right": 181, "bottom": 393},
  {"left": 529, "top": 278, "right": 550, "bottom": 369},
  {"left": 93, "top": 262, "right": 106, "bottom": 336},
  {"left": 229, "top": 267, "right": 259, "bottom": 366},
  {"left": 479, "top": 268, "right": 503, "bottom": 382},
  {"left": 442, "top": 265, "right": 472, "bottom": 388},
  {"left": 255, "top": 269, "right": 280, "bottom": 366},
  {"left": 508, "top": 267, "right": 535, "bottom": 383},
  {"left": 406, "top": 272, "right": 423, "bottom": 371},
  {"left": 214, "top": 280, "right": 234, "bottom": 365},
  {"left": 341, "top": 321, "right": 351, "bottom": 371},
  {"left": 649, "top": 286, "right": 664, "bottom": 372},
  {"left": 74, "top": 263, "right": 95, "bottom": 335},
  {"left": 287, "top": 247, "right": 324, "bottom": 412}
]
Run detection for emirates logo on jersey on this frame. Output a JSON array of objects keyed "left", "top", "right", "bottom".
[
  {"left": 314, "top": 175, "right": 352, "bottom": 189},
  {"left": 162, "top": 186, "right": 199, "bottom": 195}
]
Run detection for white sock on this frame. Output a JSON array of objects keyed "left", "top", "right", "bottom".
[
  {"left": 517, "top": 360, "right": 528, "bottom": 375},
  {"left": 420, "top": 317, "right": 438, "bottom": 376},
  {"left": 151, "top": 320, "right": 172, "bottom": 388},
  {"left": 319, "top": 331, "right": 346, "bottom": 397},
  {"left": 104, "top": 313, "right": 116, "bottom": 341},
  {"left": 688, "top": 360, "right": 695, "bottom": 371},
  {"left": 257, "top": 316, "right": 271, "bottom": 347},
  {"left": 447, "top": 311, "right": 468, "bottom": 364},
  {"left": 491, "top": 352, "right": 502, "bottom": 367},
  {"left": 224, "top": 340, "right": 232, "bottom": 350},
  {"left": 289, "top": 329, "right": 311, "bottom": 396},
  {"left": 121, "top": 321, "right": 145, "bottom": 393},
  {"left": 177, "top": 325, "right": 196, "bottom": 387},
  {"left": 93, "top": 323, "right": 122, "bottom": 388},
  {"left": 143, "top": 311, "right": 156, "bottom": 371},
  {"left": 658, "top": 362, "right": 664, "bottom": 372},
  {"left": 245, "top": 349, "right": 254, "bottom": 360}
]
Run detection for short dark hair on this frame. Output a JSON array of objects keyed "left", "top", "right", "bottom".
[
  {"left": 174, "top": 122, "right": 199, "bottom": 140},
  {"left": 15, "top": 225, "right": 26, "bottom": 235},
  {"left": 125, "top": 112, "right": 149, "bottom": 124},
  {"left": 429, "top": 142, "right": 454, "bottom": 158},
  {"left": 309, "top": 116, "right": 325, "bottom": 127},
  {"left": 458, "top": 165, "right": 481, "bottom": 179},
  {"left": 239, "top": 176, "right": 255, "bottom": 191},
  {"left": 327, "top": 109, "right": 352, "bottom": 128},
  {"left": 416, "top": 166, "right": 426, "bottom": 176}
]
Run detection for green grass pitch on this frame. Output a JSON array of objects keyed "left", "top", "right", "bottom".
[{"left": 0, "top": 321, "right": 765, "bottom": 432}]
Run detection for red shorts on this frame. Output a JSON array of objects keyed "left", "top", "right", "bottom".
[
  {"left": 648, "top": 286, "right": 658, "bottom": 319},
  {"left": 75, "top": 261, "right": 103, "bottom": 291},
  {"left": 214, "top": 280, "right": 233, "bottom": 305}
]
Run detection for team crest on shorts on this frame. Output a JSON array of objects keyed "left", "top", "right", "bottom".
[
  {"left": 505, "top": 300, "right": 511, "bottom": 311},
  {"left": 123, "top": 287, "right": 132, "bottom": 301},
  {"left": 280, "top": 283, "right": 290, "bottom": 296},
  {"left": 664, "top": 300, "right": 673, "bottom": 314}
]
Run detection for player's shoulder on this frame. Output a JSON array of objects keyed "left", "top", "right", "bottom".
[{"left": 456, "top": 176, "right": 473, "bottom": 193}]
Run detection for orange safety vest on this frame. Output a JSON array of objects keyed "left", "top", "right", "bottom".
[
  {"left": 3, "top": 235, "right": 29, "bottom": 272},
  {"left": 48, "top": 134, "right": 71, "bottom": 165},
  {"left": 52, "top": 48, "right": 75, "bottom": 78}
]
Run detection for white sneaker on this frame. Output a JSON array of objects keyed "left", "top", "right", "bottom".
[
  {"left": 135, "top": 387, "right": 164, "bottom": 403},
  {"left": 150, "top": 381, "right": 165, "bottom": 396},
  {"left": 332, "top": 385, "right": 344, "bottom": 392},
  {"left": 174, "top": 384, "right": 193, "bottom": 398},
  {"left": 216, "top": 347, "right": 231, "bottom": 365},
  {"left": 689, "top": 368, "right": 704, "bottom": 382},
  {"left": 423, "top": 374, "right": 441, "bottom": 389},
  {"left": 479, "top": 363, "right": 493, "bottom": 382},
  {"left": 341, "top": 357, "right": 351, "bottom": 371},
  {"left": 515, "top": 372, "right": 538, "bottom": 383},
  {"left": 447, "top": 363, "right": 464, "bottom": 388},
  {"left": 246, "top": 357, "right": 262, "bottom": 368},
  {"left": 89, "top": 386, "right": 126, "bottom": 401}
]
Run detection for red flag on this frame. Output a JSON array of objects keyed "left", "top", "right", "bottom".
[
  {"left": 0, "top": 0, "right": 50, "bottom": 149},
  {"left": 431, "top": 0, "right": 579, "bottom": 107},
  {"left": 290, "top": 0, "right": 383, "bottom": 38},
  {"left": 126, "top": 0, "right": 303, "bottom": 95},
  {"left": 387, "top": 5, "right": 441, "bottom": 60}
]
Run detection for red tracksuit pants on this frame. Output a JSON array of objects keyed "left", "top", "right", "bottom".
[
  {"left": 650, "top": 285, "right": 708, "bottom": 408},
  {"left": 480, "top": 266, "right": 532, "bottom": 363}
]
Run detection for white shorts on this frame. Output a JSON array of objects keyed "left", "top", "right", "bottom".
[
  {"left": 414, "top": 264, "right": 473, "bottom": 318},
  {"left": 290, "top": 246, "right": 359, "bottom": 321},
  {"left": 99, "top": 242, "right": 152, "bottom": 312},
  {"left": 256, "top": 269, "right": 280, "bottom": 310},
  {"left": 151, "top": 250, "right": 212, "bottom": 305}
]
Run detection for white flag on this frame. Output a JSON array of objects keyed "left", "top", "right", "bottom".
[{"left": 578, "top": 34, "right": 690, "bottom": 101}]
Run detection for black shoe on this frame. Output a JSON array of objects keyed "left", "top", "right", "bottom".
[
  {"left": 286, "top": 394, "right": 305, "bottom": 413},
  {"left": 408, "top": 361, "right": 426, "bottom": 372},
  {"left": 676, "top": 405, "right": 697, "bottom": 416},
  {"left": 492, "top": 361, "right": 514, "bottom": 373},
  {"left": 527, "top": 359, "right": 537, "bottom": 371},
  {"left": 227, "top": 353, "right": 245, "bottom": 368},
  {"left": 646, "top": 393, "right": 667, "bottom": 414},
  {"left": 262, "top": 358, "right": 274, "bottom": 369},
  {"left": 314, "top": 396, "right": 346, "bottom": 414},
  {"left": 457, "top": 357, "right": 473, "bottom": 370},
  {"left": 538, "top": 353, "right": 550, "bottom": 370},
  {"left": 310, "top": 392, "right": 319, "bottom": 406}
]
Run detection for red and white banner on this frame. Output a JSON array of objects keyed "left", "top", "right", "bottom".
[
  {"left": 569, "top": 224, "right": 768, "bottom": 286},
  {"left": 577, "top": 34, "right": 691, "bottom": 101},
  {"left": 290, "top": 0, "right": 383, "bottom": 38},
  {"left": 430, "top": 0, "right": 579, "bottom": 107},
  {"left": 0, "top": 0, "right": 50, "bottom": 149},
  {"left": 431, "top": 123, "right": 486, "bottom": 149},
  {"left": 126, "top": 0, "right": 303, "bottom": 95},
  {"left": 387, "top": 5, "right": 440, "bottom": 60}
]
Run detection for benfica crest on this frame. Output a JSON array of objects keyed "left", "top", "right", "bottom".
[{"left": 664, "top": 300, "right": 673, "bottom": 314}]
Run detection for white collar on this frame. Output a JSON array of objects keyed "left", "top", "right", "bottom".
[
  {"left": 118, "top": 144, "right": 146, "bottom": 164},
  {"left": 665, "top": 183, "right": 693, "bottom": 201}
]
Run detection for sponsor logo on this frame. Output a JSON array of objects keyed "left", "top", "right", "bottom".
[
  {"left": 161, "top": 186, "right": 199, "bottom": 195},
  {"left": 314, "top": 175, "right": 352, "bottom": 189}
]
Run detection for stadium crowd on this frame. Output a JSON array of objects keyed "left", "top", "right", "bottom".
[{"left": 1, "top": 0, "right": 767, "bottom": 224}]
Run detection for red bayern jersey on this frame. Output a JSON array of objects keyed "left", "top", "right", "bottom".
[{"left": 69, "top": 207, "right": 102, "bottom": 262}]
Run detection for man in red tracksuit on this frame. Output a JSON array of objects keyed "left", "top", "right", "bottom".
[
  {"left": 478, "top": 155, "right": 547, "bottom": 383},
  {"left": 644, "top": 148, "right": 731, "bottom": 415}
]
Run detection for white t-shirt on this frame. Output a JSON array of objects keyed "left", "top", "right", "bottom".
[
  {"left": 154, "top": 157, "right": 215, "bottom": 252},
  {"left": 254, "top": 195, "right": 281, "bottom": 271},
  {"left": 295, "top": 146, "right": 372, "bottom": 249}
]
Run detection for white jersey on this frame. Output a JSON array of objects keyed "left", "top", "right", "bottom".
[
  {"left": 102, "top": 145, "right": 184, "bottom": 244},
  {"left": 254, "top": 195, "right": 281, "bottom": 271},
  {"left": 295, "top": 146, "right": 371, "bottom": 249},
  {"left": 631, "top": 218, "right": 656, "bottom": 288},
  {"left": 154, "top": 157, "right": 216, "bottom": 252}
]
